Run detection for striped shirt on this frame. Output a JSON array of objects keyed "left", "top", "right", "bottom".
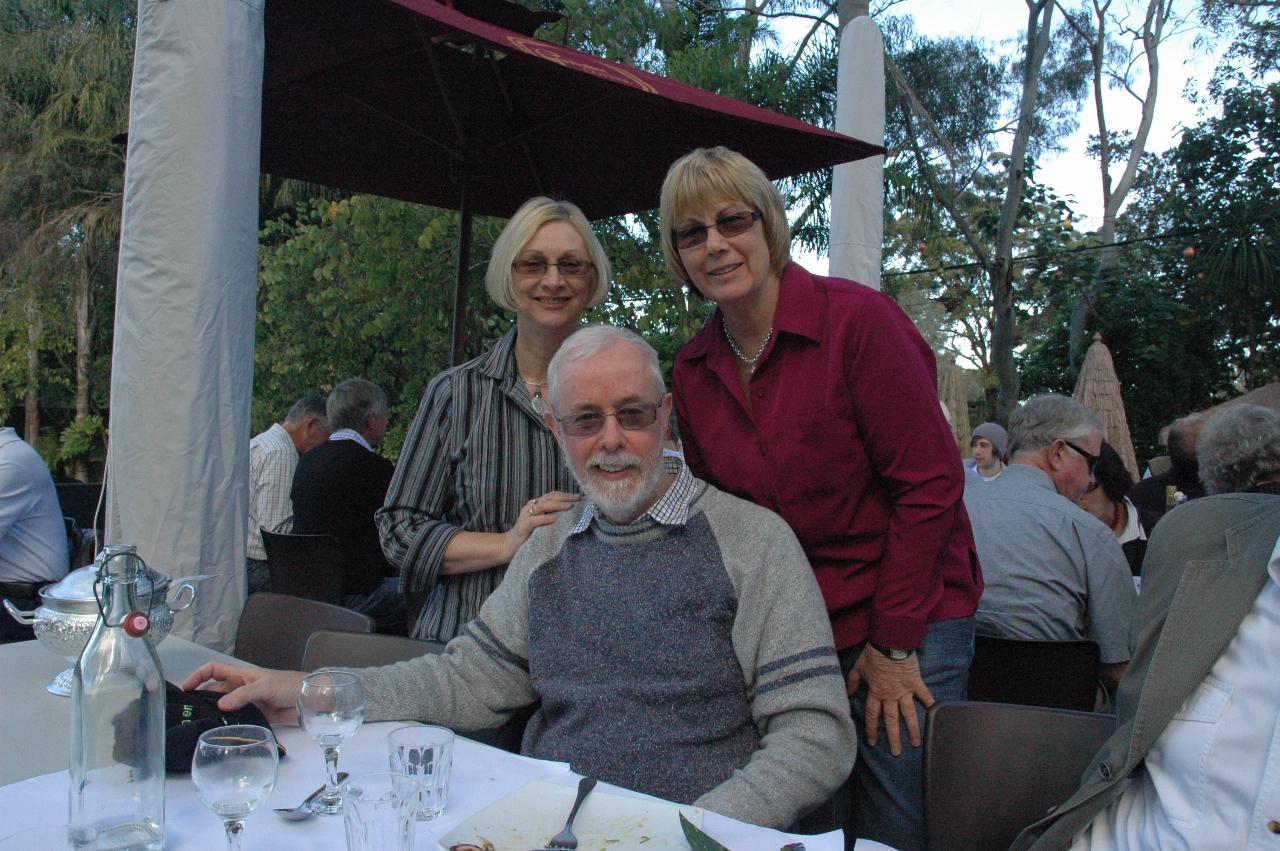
[
  {"left": 246, "top": 423, "right": 298, "bottom": 561},
  {"left": 376, "top": 329, "right": 577, "bottom": 641}
]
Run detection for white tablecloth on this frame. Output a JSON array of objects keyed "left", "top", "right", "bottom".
[{"left": 1, "top": 638, "right": 897, "bottom": 849}]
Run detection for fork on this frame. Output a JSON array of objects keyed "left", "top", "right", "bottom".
[{"left": 545, "top": 775, "right": 598, "bottom": 849}]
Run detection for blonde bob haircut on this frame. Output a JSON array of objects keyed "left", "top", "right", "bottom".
[
  {"left": 484, "top": 196, "right": 612, "bottom": 313},
  {"left": 658, "top": 146, "right": 791, "bottom": 290}
]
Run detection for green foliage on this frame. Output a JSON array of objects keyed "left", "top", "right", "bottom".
[
  {"left": 57, "top": 413, "right": 103, "bottom": 462},
  {"left": 254, "top": 196, "right": 509, "bottom": 460}
]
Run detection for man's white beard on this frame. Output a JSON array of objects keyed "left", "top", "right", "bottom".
[{"left": 572, "top": 447, "right": 666, "bottom": 523}]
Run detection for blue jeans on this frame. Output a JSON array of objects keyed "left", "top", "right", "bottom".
[
  {"left": 840, "top": 616, "right": 974, "bottom": 851},
  {"left": 345, "top": 576, "right": 405, "bottom": 620}
]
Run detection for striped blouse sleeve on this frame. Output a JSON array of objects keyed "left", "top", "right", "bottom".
[{"left": 376, "top": 372, "right": 464, "bottom": 593}]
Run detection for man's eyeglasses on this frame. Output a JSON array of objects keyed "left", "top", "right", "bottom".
[
  {"left": 555, "top": 402, "right": 661, "bottom": 437},
  {"left": 1062, "top": 439, "right": 1101, "bottom": 474},
  {"left": 512, "top": 258, "right": 593, "bottom": 279},
  {"left": 671, "top": 210, "right": 762, "bottom": 250}
]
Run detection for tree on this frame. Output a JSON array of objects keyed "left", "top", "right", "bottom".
[
  {"left": 882, "top": 3, "right": 1090, "bottom": 421},
  {"left": 0, "top": 0, "right": 130, "bottom": 475},
  {"left": 1058, "top": 0, "right": 1180, "bottom": 369}
]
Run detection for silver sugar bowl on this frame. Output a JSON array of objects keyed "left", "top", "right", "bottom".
[{"left": 4, "top": 552, "right": 200, "bottom": 695}]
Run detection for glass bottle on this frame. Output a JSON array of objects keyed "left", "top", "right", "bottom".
[{"left": 69, "top": 545, "right": 166, "bottom": 850}]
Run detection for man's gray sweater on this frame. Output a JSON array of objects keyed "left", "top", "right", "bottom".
[{"left": 354, "top": 478, "right": 856, "bottom": 828}]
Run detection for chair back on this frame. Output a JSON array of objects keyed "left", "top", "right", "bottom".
[
  {"left": 302, "top": 629, "right": 444, "bottom": 671},
  {"left": 55, "top": 482, "right": 104, "bottom": 533},
  {"left": 923, "top": 700, "right": 1115, "bottom": 851},
  {"left": 260, "top": 530, "right": 345, "bottom": 604},
  {"left": 967, "top": 635, "right": 1101, "bottom": 711},
  {"left": 234, "top": 592, "right": 373, "bottom": 670}
]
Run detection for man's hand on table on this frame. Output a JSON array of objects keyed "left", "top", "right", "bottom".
[
  {"left": 181, "top": 663, "right": 306, "bottom": 726},
  {"left": 846, "top": 644, "right": 935, "bottom": 757}
]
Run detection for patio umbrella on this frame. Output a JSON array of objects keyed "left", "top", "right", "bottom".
[
  {"left": 261, "top": 0, "right": 884, "bottom": 362},
  {"left": 1073, "top": 334, "right": 1139, "bottom": 480}
]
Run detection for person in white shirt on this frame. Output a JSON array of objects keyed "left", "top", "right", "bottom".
[
  {"left": 0, "top": 426, "right": 69, "bottom": 643},
  {"left": 1014, "top": 403, "right": 1280, "bottom": 850},
  {"left": 245, "top": 395, "right": 330, "bottom": 593}
]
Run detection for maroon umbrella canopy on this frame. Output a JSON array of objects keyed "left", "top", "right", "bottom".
[{"left": 262, "top": 0, "right": 884, "bottom": 358}]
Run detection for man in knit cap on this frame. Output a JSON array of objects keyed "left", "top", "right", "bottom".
[
  {"left": 966, "top": 422, "right": 1008, "bottom": 482},
  {"left": 184, "top": 325, "right": 855, "bottom": 830}
]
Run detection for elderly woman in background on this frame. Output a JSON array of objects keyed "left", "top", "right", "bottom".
[
  {"left": 660, "top": 146, "right": 980, "bottom": 851},
  {"left": 1079, "top": 442, "right": 1155, "bottom": 587},
  {"left": 376, "top": 197, "right": 610, "bottom": 641},
  {"left": 1198, "top": 403, "right": 1280, "bottom": 496}
]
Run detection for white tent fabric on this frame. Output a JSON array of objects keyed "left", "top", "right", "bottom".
[
  {"left": 829, "top": 15, "right": 885, "bottom": 290},
  {"left": 105, "top": 0, "right": 264, "bottom": 651}
]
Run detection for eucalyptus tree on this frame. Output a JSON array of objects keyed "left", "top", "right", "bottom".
[{"left": 0, "top": 0, "right": 131, "bottom": 475}]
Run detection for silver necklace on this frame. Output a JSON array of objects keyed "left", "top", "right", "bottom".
[
  {"left": 722, "top": 322, "right": 773, "bottom": 374},
  {"left": 519, "top": 374, "right": 549, "bottom": 416}
]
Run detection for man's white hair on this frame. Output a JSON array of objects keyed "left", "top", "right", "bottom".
[{"left": 546, "top": 325, "right": 665, "bottom": 409}]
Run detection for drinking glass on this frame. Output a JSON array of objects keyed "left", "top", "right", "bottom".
[
  {"left": 387, "top": 725, "right": 454, "bottom": 820},
  {"left": 340, "top": 772, "right": 419, "bottom": 851},
  {"left": 191, "top": 725, "right": 279, "bottom": 851},
  {"left": 296, "top": 671, "right": 366, "bottom": 815}
]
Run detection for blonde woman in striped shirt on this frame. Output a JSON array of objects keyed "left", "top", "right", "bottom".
[{"left": 376, "top": 197, "right": 611, "bottom": 641}]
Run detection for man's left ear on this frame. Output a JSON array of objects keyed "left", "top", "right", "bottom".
[{"left": 542, "top": 410, "right": 561, "bottom": 442}]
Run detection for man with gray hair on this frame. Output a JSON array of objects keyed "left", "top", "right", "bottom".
[
  {"left": 246, "top": 394, "right": 331, "bottom": 593},
  {"left": 963, "top": 394, "right": 1136, "bottom": 693},
  {"left": 1013, "top": 403, "right": 1280, "bottom": 850},
  {"left": 1198, "top": 403, "right": 1280, "bottom": 496},
  {"left": 183, "top": 326, "right": 856, "bottom": 830},
  {"left": 292, "top": 379, "right": 401, "bottom": 618}
]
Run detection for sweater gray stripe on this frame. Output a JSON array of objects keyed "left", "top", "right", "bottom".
[
  {"left": 757, "top": 646, "right": 837, "bottom": 677},
  {"left": 756, "top": 663, "right": 844, "bottom": 696},
  {"left": 465, "top": 619, "right": 528, "bottom": 670}
]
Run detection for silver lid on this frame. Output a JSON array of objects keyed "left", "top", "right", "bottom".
[{"left": 39, "top": 562, "right": 171, "bottom": 615}]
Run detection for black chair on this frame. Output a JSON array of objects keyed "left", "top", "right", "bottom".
[
  {"left": 234, "top": 592, "right": 373, "bottom": 670},
  {"left": 967, "top": 635, "right": 1101, "bottom": 711},
  {"left": 301, "top": 629, "right": 445, "bottom": 670},
  {"left": 923, "top": 700, "right": 1115, "bottom": 851},
  {"left": 55, "top": 482, "right": 105, "bottom": 534},
  {"left": 260, "top": 530, "right": 346, "bottom": 604}
]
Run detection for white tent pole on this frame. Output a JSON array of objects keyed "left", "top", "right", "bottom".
[
  {"left": 830, "top": 12, "right": 886, "bottom": 289},
  {"left": 106, "top": 0, "right": 264, "bottom": 651}
]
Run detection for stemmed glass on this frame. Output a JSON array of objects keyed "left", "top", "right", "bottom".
[
  {"left": 191, "top": 724, "right": 280, "bottom": 851},
  {"left": 296, "top": 671, "right": 366, "bottom": 815}
]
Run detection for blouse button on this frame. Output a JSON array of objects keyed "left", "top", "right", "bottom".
[
  {"left": 1097, "top": 762, "right": 1112, "bottom": 781},
  {"left": 1267, "top": 819, "right": 1279, "bottom": 834}
]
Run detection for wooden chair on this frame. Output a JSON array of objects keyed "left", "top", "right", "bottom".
[
  {"left": 923, "top": 700, "right": 1115, "bottom": 851},
  {"left": 260, "top": 530, "right": 345, "bottom": 604},
  {"left": 233, "top": 592, "right": 373, "bottom": 670},
  {"left": 967, "top": 635, "right": 1101, "bottom": 711},
  {"left": 301, "top": 629, "right": 445, "bottom": 670}
]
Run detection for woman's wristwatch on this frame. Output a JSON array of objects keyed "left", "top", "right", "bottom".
[{"left": 870, "top": 642, "right": 916, "bottom": 661}]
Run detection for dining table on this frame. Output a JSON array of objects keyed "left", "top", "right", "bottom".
[{"left": 0, "top": 636, "right": 892, "bottom": 850}]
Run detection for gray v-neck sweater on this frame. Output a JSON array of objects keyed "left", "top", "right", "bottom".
[{"left": 354, "top": 479, "right": 855, "bottom": 828}]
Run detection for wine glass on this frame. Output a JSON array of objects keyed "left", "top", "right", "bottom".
[
  {"left": 191, "top": 724, "right": 280, "bottom": 851},
  {"left": 296, "top": 671, "right": 366, "bottom": 815}
]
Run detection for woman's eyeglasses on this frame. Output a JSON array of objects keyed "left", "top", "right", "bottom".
[
  {"left": 512, "top": 258, "right": 593, "bottom": 279},
  {"left": 555, "top": 403, "right": 660, "bottom": 437},
  {"left": 671, "top": 210, "right": 762, "bottom": 250}
]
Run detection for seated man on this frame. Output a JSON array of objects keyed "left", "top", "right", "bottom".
[
  {"left": 185, "top": 326, "right": 856, "bottom": 829},
  {"left": 246, "top": 393, "right": 330, "bottom": 594},
  {"left": 964, "top": 394, "right": 1136, "bottom": 695},
  {"left": 0, "top": 425, "right": 70, "bottom": 643},
  {"left": 1014, "top": 403, "right": 1280, "bottom": 849},
  {"left": 291, "top": 379, "right": 401, "bottom": 619},
  {"left": 966, "top": 422, "right": 1008, "bottom": 482}
]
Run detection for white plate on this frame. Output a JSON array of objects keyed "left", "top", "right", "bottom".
[{"left": 437, "top": 778, "right": 703, "bottom": 850}]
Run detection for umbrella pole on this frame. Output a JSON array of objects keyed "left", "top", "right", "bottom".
[{"left": 450, "top": 185, "right": 473, "bottom": 368}]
